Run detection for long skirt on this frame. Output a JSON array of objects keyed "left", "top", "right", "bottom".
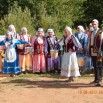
[
  {"left": 47, "top": 56, "right": 60, "bottom": 72},
  {"left": 19, "top": 54, "right": 33, "bottom": 72},
  {"left": 2, "top": 56, "right": 20, "bottom": 74},
  {"left": 61, "top": 51, "right": 80, "bottom": 77},
  {"left": 33, "top": 54, "right": 46, "bottom": 73}
]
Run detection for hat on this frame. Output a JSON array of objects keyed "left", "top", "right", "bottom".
[
  {"left": 47, "top": 29, "right": 54, "bottom": 33},
  {"left": 38, "top": 28, "right": 43, "bottom": 32},
  {"left": 92, "top": 19, "right": 99, "bottom": 24}
]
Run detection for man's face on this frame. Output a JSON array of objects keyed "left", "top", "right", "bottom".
[{"left": 92, "top": 21, "right": 98, "bottom": 30}]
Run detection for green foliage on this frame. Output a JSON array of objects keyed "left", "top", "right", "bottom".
[
  {"left": 0, "top": 0, "right": 85, "bottom": 36},
  {"left": 0, "top": 2, "right": 35, "bottom": 35},
  {"left": 83, "top": 0, "right": 103, "bottom": 26}
]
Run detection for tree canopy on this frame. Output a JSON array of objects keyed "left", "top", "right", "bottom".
[{"left": 0, "top": 0, "right": 103, "bottom": 36}]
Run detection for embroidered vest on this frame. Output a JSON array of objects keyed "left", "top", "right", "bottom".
[
  {"left": 93, "top": 29, "right": 102, "bottom": 53},
  {"left": 34, "top": 35, "right": 45, "bottom": 54},
  {"left": 63, "top": 36, "right": 76, "bottom": 52},
  {"left": 46, "top": 35, "right": 59, "bottom": 55},
  {"left": 17, "top": 35, "right": 30, "bottom": 54}
]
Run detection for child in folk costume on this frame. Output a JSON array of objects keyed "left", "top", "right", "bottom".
[
  {"left": 32, "top": 28, "right": 46, "bottom": 73},
  {"left": 18, "top": 27, "right": 32, "bottom": 74},
  {"left": 45, "top": 29, "right": 60, "bottom": 73},
  {"left": 0, "top": 32, "right": 29, "bottom": 77},
  {"left": 60, "top": 26, "right": 82, "bottom": 82}
]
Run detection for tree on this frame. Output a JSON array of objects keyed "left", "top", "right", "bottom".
[
  {"left": 83, "top": 0, "right": 103, "bottom": 26},
  {"left": 0, "top": 2, "right": 35, "bottom": 35}
]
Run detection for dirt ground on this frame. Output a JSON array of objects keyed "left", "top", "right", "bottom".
[{"left": 0, "top": 74, "right": 103, "bottom": 103}]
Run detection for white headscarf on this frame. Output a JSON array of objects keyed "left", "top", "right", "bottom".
[
  {"left": 64, "top": 26, "right": 72, "bottom": 35},
  {"left": 21, "top": 27, "right": 27, "bottom": 34},
  {"left": 8, "top": 24, "right": 16, "bottom": 33},
  {"left": 4, "top": 32, "right": 13, "bottom": 41},
  {"left": 77, "top": 25, "right": 85, "bottom": 32}
]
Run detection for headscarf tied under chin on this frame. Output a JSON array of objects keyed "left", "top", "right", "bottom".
[
  {"left": 8, "top": 24, "right": 16, "bottom": 33},
  {"left": 77, "top": 25, "right": 85, "bottom": 32},
  {"left": 64, "top": 26, "right": 72, "bottom": 35},
  {"left": 21, "top": 27, "right": 27, "bottom": 35}
]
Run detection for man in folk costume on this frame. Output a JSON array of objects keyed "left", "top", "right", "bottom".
[
  {"left": 0, "top": 32, "right": 29, "bottom": 77},
  {"left": 60, "top": 26, "right": 82, "bottom": 82},
  {"left": 18, "top": 27, "right": 32, "bottom": 74},
  {"left": 89, "top": 19, "right": 103, "bottom": 86},
  {"left": 45, "top": 29, "right": 60, "bottom": 73},
  {"left": 32, "top": 28, "right": 46, "bottom": 73}
]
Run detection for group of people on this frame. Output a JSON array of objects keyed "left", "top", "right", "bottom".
[{"left": 0, "top": 18, "right": 103, "bottom": 86}]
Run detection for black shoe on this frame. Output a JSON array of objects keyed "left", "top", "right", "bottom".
[{"left": 95, "top": 83, "right": 101, "bottom": 87}]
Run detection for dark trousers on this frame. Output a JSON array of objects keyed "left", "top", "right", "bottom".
[{"left": 91, "top": 56, "right": 102, "bottom": 83}]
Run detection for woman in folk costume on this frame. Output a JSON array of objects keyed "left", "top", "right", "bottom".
[
  {"left": 8, "top": 24, "right": 20, "bottom": 39},
  {"left": 18, "top": 27, "right": 33, "bottom": 74},
  {"left": 45, "top": 29, "right": 60, "bottom": 73},
  {"left": 0, "top": 32, "right": 29, "bottom": 77},
  {"left": 74, "top": 25, "right": 89, "bottom": 71},
  {"left": 60, "top": 26, "right": 82, "bottom": 82},
  {"left": 32, "top": 28, "right": 46, "bottom": 73}
]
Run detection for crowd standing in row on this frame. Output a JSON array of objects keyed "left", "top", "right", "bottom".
[{"left": 0, "top": 19, "right": 103, "bottom": 86}]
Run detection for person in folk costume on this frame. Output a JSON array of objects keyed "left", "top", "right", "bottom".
[
  {"left": 74, "top": 25, "right": 89, "bottom": 73},
  {"left": 8, "top": 24, "right": 20, "bottom": 39},
  {"left": 86, "top": 23, "right": 94, "bottom": 38},
  {"left": 0, "top": 39, "right": 5, "bottom": 72},
  {"left": 0, "top": 24, "right": 19, "bottom": 72},
  {"left": 0, "top": 46, "right": 4, "bottom": 72},
  {"left": 32, "top": 28, "right": 46, "bottom": 73},
  {"left": 88, "top": 19, "right": 103, "bottom": 86},
  {"left": 60, "top": 26, "right": 82, "bottom": 82},
  {"left": 86, "top": 23, "right": 94, "bottom": 70},
  {"left": 45, "top": 29, "right": 60, "bottom": 73},
  {"left": 18, "top": 27, "right": 33, "bottom": 74},
  {"left": 0, "top": 32, "right": 29, "bottom": 77}
]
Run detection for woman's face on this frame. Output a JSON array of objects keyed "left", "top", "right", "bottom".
[
  {"left": 38, "top": 31, "right": 43, "bottom": 36},
  {"left": 48, "top": 32, "right": 53, "bottom": 37},
  {"left": 64, "top": 29, "right": 70, "bottom": 36},
  {"left": 22, "top": 30, "right": 27, "bottom": 35},
  {"left": 8, "top": 27, "right": 13, "bottom": 32},
  {"left": 77, "top": 27, "right": 82, "bottom": 32}
]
